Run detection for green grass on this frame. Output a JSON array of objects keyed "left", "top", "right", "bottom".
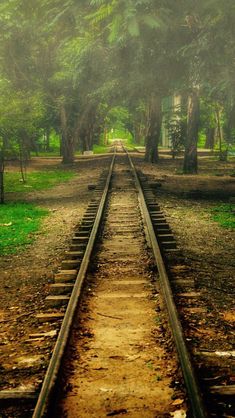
[
  {"left": 212, "top": 204, "right": 235, "bottom": 229},
  {"left": 120, "top": 134, "right": 145, "bottom": 150},
  {"left": 93, "top": 144, "right": 111, "bottom": 154},
  {"left": 5, "top": 170, "right": 75, "bottom": 193},
  {"left": 31, "top": 150, "right": 61, "bottom": 157},
  {"left": 0, "top": 202, "right": 48, "bottom": 255}
]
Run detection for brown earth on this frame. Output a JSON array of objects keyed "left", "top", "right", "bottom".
[
  {"left": 133, "top": 153, "right": 235, "bottom": 311},
  {"left": 0, "top": 152, "right": 234, "bottom": 417}
]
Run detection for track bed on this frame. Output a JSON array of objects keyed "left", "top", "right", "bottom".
[{"left": 53, "top": 157, "right": 184, "bottom": 417}]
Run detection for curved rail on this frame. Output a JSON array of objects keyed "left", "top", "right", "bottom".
[
  {"left": 32, "top": 152, "right": 116, "bottom": 418},
  {"left": 125, "top": 148, "right": 207, "bottom": 418}
]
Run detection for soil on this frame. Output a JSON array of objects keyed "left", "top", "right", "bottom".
[
  {"left": 0, "top": 152, "right": 234, "bottom": 417},
  {"left": 133, "top": 154, "right": 235, "bottom": 312},
  {"left": 134, "top": 153, "right": 235, "bottom": 417}
]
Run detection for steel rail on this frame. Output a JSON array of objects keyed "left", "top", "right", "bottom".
[
  {"left": 32, "top": 152, "right": 116, "bottom": 418},
  {"left": 125, "top": 150, "right": 207, "bottom": 418}
]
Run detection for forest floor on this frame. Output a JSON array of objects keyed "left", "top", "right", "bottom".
[
  {"left": 0, "top": 152, "right": 234, "bottom": 416},
  {"left": 134, "top": 152, "right": 235, "bottom": 339}
]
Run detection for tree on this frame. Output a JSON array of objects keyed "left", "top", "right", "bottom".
[
  {"left": 1, "top": 0, "right": 235, "bottom": 173},
  {"left": 0, "top": 79, "right": 45, "bottom": 202}
]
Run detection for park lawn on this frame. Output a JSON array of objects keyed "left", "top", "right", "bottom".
[
  {"left": 0, "top": 202, "right": 48, "bottom": 255},
  {"left": 1, "top": 169, "right": 76, "bottom": 255},
  {"left": 212, "top": 204, "right": 235, "bottom": 229},
  {"left": 5, "top": 170, "right": 75, "bottom": 193}
]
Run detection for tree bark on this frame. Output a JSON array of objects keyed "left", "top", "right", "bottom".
[
  {"left": 60, "top": 105, "right": 74, "bottom": 164},
  {"left": 205, "top": 127, "right": 215, "bottom": 149},
  {"left": 134, "top": 123, "right": 142, "bottom": 144},
  {"left": 45, "top": 128, "right": 50, "bottom": 152},
  {"left": 183, "top": 90, "right": 200, "bottom": 174},
  {"left": 144, "top": 95, "right": 162, "bottom": 163},
  {"left": 0, "top": 147, "right": 5, "bottom": 204},
  {"left": 78, "top": 106, "right": 96, "bottom": 153},
  {"left": 61, "top": 132, "right": 74, "bottom": 164},
  {"left": 80, "top": 128, "right": 91, "bottom": 153}
]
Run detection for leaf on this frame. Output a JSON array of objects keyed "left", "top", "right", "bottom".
[
  {"left": 170, "top": 410, "right": 187, "bottom": 418},
  {"left": 108, "top": 15, "right": 123, "bottom": 43},
  {"left": 143, "top": 15, "right": 162, "bottom": 29},
  {"left": 0, "top": 222, "right": 12, "bottom": 227},
  {"left": 172, "top": 399, "right": 184, "bottom": 406},
  {"left": 128, "top": 18, "right": 140, "bottom": 37}
]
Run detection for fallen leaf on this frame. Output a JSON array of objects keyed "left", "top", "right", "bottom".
[
  {"left": 172, "top": 399, "right": 184, "bottom": 406},
  {"left": 170, "top": 410, "right": 187, "bottom": 418},
  {"left": 0, "top": 222, "right": 12, "bottom": 227}
]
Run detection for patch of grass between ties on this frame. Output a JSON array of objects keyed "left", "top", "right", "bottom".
[{"left": 0, "top": 202, "right": 48, "bottom": 255}]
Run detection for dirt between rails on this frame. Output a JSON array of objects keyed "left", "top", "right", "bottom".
[{"left": 0, "top": 152, "right": 234, "bottom": 417}]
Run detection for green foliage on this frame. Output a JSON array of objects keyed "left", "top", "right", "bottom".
[
  {"left": 0, "top": 79, "right": 46, "bottom": 162},
  {"left": 212, "top": 204, "right": 235, "bottom": 229},
  {"left": 32, "top": 130, "right": 61, "bottom": 155},
  {"left": 1, "top": 0, "right": 235, "bottom": 169},
  {"left": 121, "top": 134, "right": 139, "bottom": 150},
  {"left": 0, "top": 202, "right": 48, "bottom": 255},
  {"left": 107, "top": 128, "right": 132, "bottom": 141},
  {"left": 198, "top": 132, "right": 206, "bottom": 149},
  {"left": 5, "top": 170, "right": 75, "bottom": 193},
  {"left": 105, "top": 107, "right": 130, "bottom": 130}
]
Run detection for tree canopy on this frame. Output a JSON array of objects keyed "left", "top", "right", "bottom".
[{"left": 0, "top": 0, "right": 234, "bottom": 181}]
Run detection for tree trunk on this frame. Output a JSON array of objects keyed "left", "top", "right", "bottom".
[
  {"left": 18, "top": 134, "right": 29, "bottom": 183},
  {"left": 84, "top": 133, "right": 90, "bottom": 151},
  {"left": 0, "top": 148, "right": 5, "bottom": 204},
  {"left": 104, "top": 127, "right": 108, "bottom": 145},
  {"left": 224, "top": 97, "right": 235, "bottom": 143},
  {"left": 183, "top": 90, "right": 200, "bottom": 174},
  {"left": 134, "top": 123, "right": 142, "bottom": 144},
  {"left": 60, "top": 106, "right": 74, "bottom": 164},
  {"left": 144, "top": 95, "right": 162, "bottom": 163},
  {"left": 205, "top": 127, "right": 215, "bottom": 149},
  {"left": 45, "top": 128, "right": 50, "bottom": 152},
  {"left": 80, "top": 130, "right": 90, "bottom": 153},
  {"left": 61, "top": 132, "right": 74, "bottom": 164},
  {"left": 215, "top": 106, "right": 226, "bottom": 161}
]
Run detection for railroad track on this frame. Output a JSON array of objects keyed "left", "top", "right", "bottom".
[{"left": 0, "top": 148, "right": 234, "bottom": 418}]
